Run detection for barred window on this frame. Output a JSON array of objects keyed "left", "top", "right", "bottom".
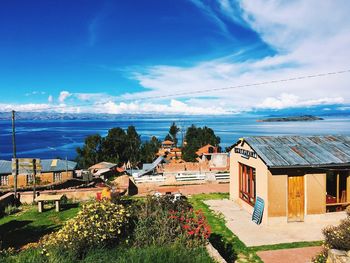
[
  {"left": 0, "top": 175, "right": 9, "bottom": 186},
  {"left": 53, "top": 172, "right": 62, "bottom": 182}
]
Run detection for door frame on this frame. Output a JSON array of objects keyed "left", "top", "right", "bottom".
[{"left": 287, "top": 175, "right": 305, "bottom": 222}]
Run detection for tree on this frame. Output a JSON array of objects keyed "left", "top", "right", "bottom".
[
  {"left": 102, "top": 127, "right": 127, "bottom": 164},
  {"left": 168, "top": 122, "right": 180, "bottom": 146},
  {"left": 125, "top": 126, "right": 141, "bottom": 167},
  {"left": 140, "top": 136, "right": 161, "bottom": 163},
  {"left": 182, "top": 125, "right": 220, "bottom": 162},
  {"left": 76, "top": 134, "right": 103, "bottom": 168}
]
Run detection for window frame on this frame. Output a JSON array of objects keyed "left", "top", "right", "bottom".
[{"left": 239, "top": 162, "right": 256, "bottom": 206}]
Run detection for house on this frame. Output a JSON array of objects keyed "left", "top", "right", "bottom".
[
  {"left": 196, "top": 144, "right": 218, "bottom": 158},
  {"left": 230, "top": 135, "right": 350, "bottom": 225},
  {"left": 0, "top": 159, "right": 77, "bottom": 188},
  {"left": 161, "top": 140, "right": 174, "bottom": 149},
  {"left": 88, "top": 161, "right": 119, "bottom": 179}
]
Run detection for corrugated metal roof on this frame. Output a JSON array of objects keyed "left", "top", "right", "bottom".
[
  {"left": 0, "top": 159, "right": 77, "bottom": 174},
  {"left": 243, "top": 135, "right": 350, "bottom": 168}
]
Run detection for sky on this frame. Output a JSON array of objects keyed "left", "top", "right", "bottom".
[{"left": 0, "top": 0, "right": 350, "bottom": 115}]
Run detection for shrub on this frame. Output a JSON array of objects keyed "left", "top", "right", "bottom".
[
  {"left": 132, "top": 195, "right": 210, "bottom": 248},
  {"left": 42, "top": 200, "right": 130, "bottom": 256},
  {"left": 4, "top": 205, "right": 20, "bottom": 216},
  {"left": 312, "top": 209, "right": 350, "bottom": 263},
  {"left": 169, "top": 209, "right": 211, "bottom": 247}
]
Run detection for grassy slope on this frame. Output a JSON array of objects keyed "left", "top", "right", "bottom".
[{"left": 0, "top": 203, "right": 79, "bottom": 249}]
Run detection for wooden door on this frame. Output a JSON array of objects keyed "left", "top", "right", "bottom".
[{"left": 288, "top": 175, "right": 305, "bottom": 222}]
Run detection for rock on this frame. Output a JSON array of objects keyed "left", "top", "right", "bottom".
[{"left": 328, "top": 249, "right": 350, "bottom": 263}]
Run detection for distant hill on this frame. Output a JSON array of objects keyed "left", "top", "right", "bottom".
[{"left": 257, "top": 115, "right": 324, "bottom": 122}]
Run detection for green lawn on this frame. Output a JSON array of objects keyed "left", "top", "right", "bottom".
[
  {"left": 0, "top": 203, "right": 79, "bottom": 249},
  {"left": 189, "top": 193, "right": 323, "bottom": 263}
]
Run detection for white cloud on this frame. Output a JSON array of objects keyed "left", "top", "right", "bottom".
[
  {"left": 58, "top": 91, "right": 72, "bottom": 103},
  {"left": 257, "top": 93, "right": 344, "bottom": 110},
  {"left": 48, "top": 95, "right": 53, "bottom": 103},
  {"left": 121, "top": 0, "right": 350, "bottom": 112}
]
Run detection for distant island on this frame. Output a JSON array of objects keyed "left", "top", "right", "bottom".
[{"left": 257, "top": 115, "right": 324, "bottom": 122}]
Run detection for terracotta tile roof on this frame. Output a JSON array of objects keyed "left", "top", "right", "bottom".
[{"left": 162, "top": 140, "right": 174, "bottom": 145}]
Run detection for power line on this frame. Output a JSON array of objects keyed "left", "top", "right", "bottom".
[{"left": 6, "top": 68, "right": 350, "bottom": 113}]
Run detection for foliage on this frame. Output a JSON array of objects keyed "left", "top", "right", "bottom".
[
  {"left": 165, "top": 122, "right": 180, "bottom": 146},
  {"left": 76, "top": 126, "right": 141, "bottom": 168},
  {"left": 76, "top": 134, "right": 104, "bottom": 168},
  {"left": 312, "top": 208, "right": 350, "bottom": 263},
  {"left": 83, "top": 245, "right": 214, "bottom": 263},
  {"left": 182, "top": 125, "right": 221, "bottom": 161},
  {"left": 41, "top": 200, "right": 130, "bottom": 256},
  {"left": 190, "top": 193, "right": 262, "bottom": 263},
  {"left": 132, "top": 195, "right": 209, "bottom": 248},
  {"left": 4, "top": 205, "right": 20, "bottom": 216},
  {"left": 140, "top": 136, "right": 161, "bottom": 163},
  {"left": 169, "top": 209, "right": 211, "bottom": 247},
  {"left": 0, "top": 244, "right": 214, "bottom": 263}
]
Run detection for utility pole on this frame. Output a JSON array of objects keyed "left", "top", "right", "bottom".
[
  {"left": 33, "top": 159, "right": 36, "bottom": 202},
  {"left": 12, "top": 110, "right": 18, "bottom": 199}
]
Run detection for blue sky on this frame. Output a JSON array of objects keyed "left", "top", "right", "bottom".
[{"left": 1, "top": 0, "right": 350, "bottom": 114}]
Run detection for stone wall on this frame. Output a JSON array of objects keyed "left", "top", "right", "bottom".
[{"left": 327, "top": 249, "right": 350, "bottom": 263}]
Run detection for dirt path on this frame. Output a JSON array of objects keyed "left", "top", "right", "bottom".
[{"left": 257, "top": 246, "right": 322, "bottom": 263}]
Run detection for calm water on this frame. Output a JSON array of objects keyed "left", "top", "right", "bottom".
[{"left": 1, "top": 115, "right": 350, "bottom": 160}]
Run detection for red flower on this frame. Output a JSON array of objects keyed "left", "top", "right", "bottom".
[{"left": 188, "top": 230, "right": 195, "bottom": 235}]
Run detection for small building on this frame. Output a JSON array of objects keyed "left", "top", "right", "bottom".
[
  {"left": 161, "top": 140, "right": 174, "bottom": 149},
  {"left": 230, "top": 135, "right": 350, "bottom": 224},
  {"left": 0, "top": 159, "right": 77, "bottom": 188},
  {"left": 196, "top": 144, "right": 218, "bottom": 157},
  {"left": 88, "top": 161, "right": 118, "bottom": 179}
]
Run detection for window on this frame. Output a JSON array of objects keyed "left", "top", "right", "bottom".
[
  {"left": 239, "top": 163, "right": 256, "bottom": 206},
  {"left": 326, "top": 171, "right": 348, "bottom": 212},
  {"left": 0, "top": 175, "right": 9, "bottom": 186},
  {"left": 53, "top": 172, "right": 62, "bottom": 182}
]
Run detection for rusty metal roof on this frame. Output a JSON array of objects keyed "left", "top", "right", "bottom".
[{"left": 243, "top": 135, "right": 350, "bottom": 168}]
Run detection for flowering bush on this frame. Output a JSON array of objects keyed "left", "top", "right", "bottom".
[
  {"left": 42, "top": 200, "right": 130, "bottom": 256},
  {"left": 169, "top": 209, "right": 211, "bottom": 246},
  {"left": 312, "top": 208, "right": 350, "bottom": 262},
  {"left": 132, "top": 196, "right": 210, "bottom": 248}
]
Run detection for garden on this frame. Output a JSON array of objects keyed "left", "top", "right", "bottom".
[{"left": 0, "top": 195, "right": 215, "bottom": 263}]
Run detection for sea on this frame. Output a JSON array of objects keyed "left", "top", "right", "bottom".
[{"left": 1, "top": 114, "right": 350, "bottom": 161}]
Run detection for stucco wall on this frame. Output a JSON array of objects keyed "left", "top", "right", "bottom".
[
  {"left": 268, "top": 172, "right": 287, "bottom": 217},
  {"left": 306, "top": 173, "right": 326, "bottom": 214},
  {"left": 230, "top": 141, "right": 269, "bottom": 224}
]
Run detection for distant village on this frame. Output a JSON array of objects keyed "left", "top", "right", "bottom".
[{"left": 0, "top": 122, "right": 230, "bottom": 199}]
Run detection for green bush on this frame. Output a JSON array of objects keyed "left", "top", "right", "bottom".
[{"left": 132, "top": 195, "right": 210, "bottom": 248}]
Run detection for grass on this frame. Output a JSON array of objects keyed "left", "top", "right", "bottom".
[
  {"left": 189, "top": 193, "right": 323, "bottom": 263},
  {"left": 1, "top": 244, "right": 215, "bottom": 263},
  {"left": 0, "top": 203, "right": 79, "bottom": 249},
  {"left": 189, "top": 193, "right": 262, "bottom": 263},
  {"left": 250, "top": 240, "right": 323, "bottom": 252}
]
